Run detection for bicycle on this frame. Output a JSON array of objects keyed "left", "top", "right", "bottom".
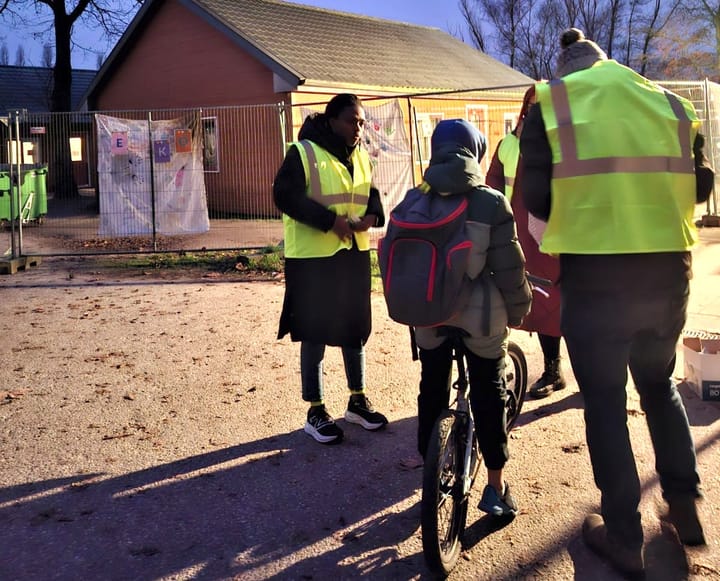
[
  {"left": 419, "top": 328, "right": 527, "bottom": 576},
  {"left": 419, "top": 275, "right": 552, "bottom": 576}
]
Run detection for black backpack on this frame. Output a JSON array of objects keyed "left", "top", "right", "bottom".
[{"left": 378, "top": 184, "right": 472, "bottom": 327}]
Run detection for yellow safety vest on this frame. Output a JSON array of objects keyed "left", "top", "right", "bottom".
[
  {"left": 283, "top": 140, "right": 373, "bottom": 258},
  {"left": 536, "top": 60, "right": 699, "bottom": 254},
  {"left": 497, "top": 134, "right": 520, "bottom": 201}
]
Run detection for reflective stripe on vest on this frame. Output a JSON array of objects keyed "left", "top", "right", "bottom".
[
  {"left": 282, "top": 140, "right": 373, "bottom": 258},
  {"left": 497, "top": 134, "right": 520, "bottom": 201},
  {"left": 547, "top": 80, "right": 694, "bottom": 178},
  {"left": 536, "top": 60, "right": 699, "bottom": 254}
]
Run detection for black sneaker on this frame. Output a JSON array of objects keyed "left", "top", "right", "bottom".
[
  {"left": 304, "top": 406, "right": 343, "bottom": 444},
  {"left": 344, "top": 394, "right": 388, "bottom": 431}
]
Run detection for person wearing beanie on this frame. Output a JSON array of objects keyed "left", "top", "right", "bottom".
[
  {"left": 554, "top": 27, "right": 607, "bottom": 78},
  {"left": 520, "top": 29, "right": 714, "bottom": 577},
  {"left": 486, "top": 85, "right": 567, "bottom": 401},
  {"left": 413, "top": 119, "right": 532, "bottom": 518}
]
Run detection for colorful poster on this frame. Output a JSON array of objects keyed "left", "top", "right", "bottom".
[
  {"left": 111, "top": 132, "right": 128, "bottom": 155},
  {"left": 95, "top": 114, "right": 210, "bottom": 237},
  {"left": 175, "top": 129, "right": 192, "bottom": 153},
  {"left": 153, "top": 140, "right": 171, "bottom": 163}
]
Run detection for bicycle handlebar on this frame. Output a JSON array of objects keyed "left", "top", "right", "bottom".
[{"left": 527, "top": 273, "right": 553, "bottom": 288}]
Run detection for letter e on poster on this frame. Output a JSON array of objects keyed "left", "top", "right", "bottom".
[
  {"left": 175, "top": 129, "right": 192, "bottom": 154},
  {"left": 111, "top": 132, "right": 128, "bottom": 155}
]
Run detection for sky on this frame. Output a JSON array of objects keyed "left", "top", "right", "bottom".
[{"left": 1, "top": 0, "right": 469, "bottom": 70}]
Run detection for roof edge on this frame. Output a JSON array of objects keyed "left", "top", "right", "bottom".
[{"left": 182, "top": 0, "right": 304, "bottom": 86}]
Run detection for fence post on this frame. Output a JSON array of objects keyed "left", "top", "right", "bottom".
[
  {"left": 9, "top": 110, "right": 26, "bottom": 258},
  {"left": 704, "top": 78, "right": 717, "bottom": 218},
  {"left": 147, "top": 111, "right": 158, "bottom": 251}
]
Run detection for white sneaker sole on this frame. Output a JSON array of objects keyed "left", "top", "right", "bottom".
[
  {"left": 344, "top": 410, "right": 387, "bottom": 431},
  {"left": 304, "top": 421, "right": 342, "bottom": 444}
]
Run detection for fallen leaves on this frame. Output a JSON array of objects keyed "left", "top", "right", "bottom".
[{"left": 1, "top": 390, "right": 27, "bottom": 403}]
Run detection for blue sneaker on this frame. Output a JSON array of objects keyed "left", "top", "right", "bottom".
[{"left": 478, "top": 482, "right": 518, "bottom": 517}]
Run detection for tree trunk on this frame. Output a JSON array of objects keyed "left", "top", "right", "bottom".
[{"left": 50, "top": 11, "right": 78, "bottom": 199}]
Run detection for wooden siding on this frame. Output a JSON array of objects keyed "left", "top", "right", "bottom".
[{"left": 201, "top": 104, "right": 285, "bottom": 218}]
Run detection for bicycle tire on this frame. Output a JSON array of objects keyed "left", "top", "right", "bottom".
[
  {"left": 505, "top": 341, "right": 528, "bottom": 431},
  {"left": 421, "top": 410, "right": 467, "bottom": 576}
]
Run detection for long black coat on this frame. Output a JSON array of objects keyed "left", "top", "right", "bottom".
[{"left": 273, "top": 113, "right": 385, "bottom": 346}]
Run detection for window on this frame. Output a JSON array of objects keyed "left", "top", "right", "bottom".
[
  {"left": 202, "top": 116, "right": 219, "bottom": 173},
  {"left": 504, "top": 113, "right": 518, "bottom": 135},
  {"left": 466, "top": 105, "right": 489, "bottom": 173},
  {"left": 70, "top": 137, "right": 83, "bottom": 162},
  {"left": 413, "top": 112, "right": 443, "bottom": 165}
]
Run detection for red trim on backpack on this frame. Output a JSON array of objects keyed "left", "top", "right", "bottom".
[
  {"left": 390, "top": 197, "right": 468, "bottom": 229},
  {"left": 447, "top": 241, "right": 473, "bottom": 268},
  {"left": 427, "top": 246, "right": 437, "bottom": 301}
]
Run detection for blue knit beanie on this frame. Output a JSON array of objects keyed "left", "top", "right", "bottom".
[{"left": 430, "top": 119, "right": 487, "bottom": 162}]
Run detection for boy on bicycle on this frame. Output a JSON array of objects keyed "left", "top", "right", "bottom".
[{"left": 415, "top": 119, "right": 531, "bottom": 516}]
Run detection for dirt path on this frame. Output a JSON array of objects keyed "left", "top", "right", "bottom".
[{"left": 0, "top": 255, "right": 718, "bottom": 580}]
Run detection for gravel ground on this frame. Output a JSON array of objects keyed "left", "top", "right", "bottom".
[{"left": 0, "top": 250, "right": 718, "bottom": 581}]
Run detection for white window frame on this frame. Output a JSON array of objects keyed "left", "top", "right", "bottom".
[{"left": 466, "top": 104, "right": 490, "bottom": 174}]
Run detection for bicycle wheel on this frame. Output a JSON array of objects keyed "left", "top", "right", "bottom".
[
  {"left": 421, "top": 410, "right": 468, "bottom": 576},
  {"left": 505, "top": 341, "right": 528, "bottom": 431}
]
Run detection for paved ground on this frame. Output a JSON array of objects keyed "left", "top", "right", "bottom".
[{"left": 0, "top": 227, "right": 719, "bottom": 580}]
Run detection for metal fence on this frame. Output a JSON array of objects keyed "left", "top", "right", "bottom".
[
  {"left": 1, "top": 79, "right": 718, "bottom": 260},
  {"left": 658, "top": 80, "right": 720, "bottom": 217}
]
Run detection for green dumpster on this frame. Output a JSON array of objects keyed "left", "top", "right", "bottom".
[{"left": 0, "top": 164, "right": 48, "bottom": 224}]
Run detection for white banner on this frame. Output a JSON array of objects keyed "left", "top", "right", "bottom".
[{"left": 95, "top": 114, "right": 210, "bottom": 237}]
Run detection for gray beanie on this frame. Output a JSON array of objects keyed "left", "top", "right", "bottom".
[{"left": 555, "top": 28, "right": 607, "bottom": 78}]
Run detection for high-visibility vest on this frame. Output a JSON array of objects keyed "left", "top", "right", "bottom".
[
  {"left": 283, "top": 140, "right": 373, "bottom": 258},
  {"left": 497, "top": 134, "right": 520, "bottom": 201},
  {"left": 536, "top": 60, "right": 699, "bottom": 254}
]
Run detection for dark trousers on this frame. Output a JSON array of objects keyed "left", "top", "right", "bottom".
[
  {"left": 418, "top": 341, "right": 508, "bottom": 470},
  {"left": 538, "top": 333, "right": 561, "bottom": 360},
  {"left": 562, "top": 282, "right": 700, "bottom": 548}
]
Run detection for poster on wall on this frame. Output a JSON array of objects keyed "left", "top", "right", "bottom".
[{"left": 95, "top": 114, "right": 210, "bottom": 237}]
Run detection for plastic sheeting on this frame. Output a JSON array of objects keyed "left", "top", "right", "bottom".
[{"left": 96, "top": 114, "right": 210, "bottom": 237}]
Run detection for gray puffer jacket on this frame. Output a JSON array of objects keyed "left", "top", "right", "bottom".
[{"left": 415, "top": 145, "right": 532, "bottom": 351}]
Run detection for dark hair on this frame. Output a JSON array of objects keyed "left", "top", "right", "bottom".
[
  {"left": 325, "top": 93, "right": 363, "bottom": 119},
  {"left": 514, "top": 85, "right": 536, "bottom": 133}
]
